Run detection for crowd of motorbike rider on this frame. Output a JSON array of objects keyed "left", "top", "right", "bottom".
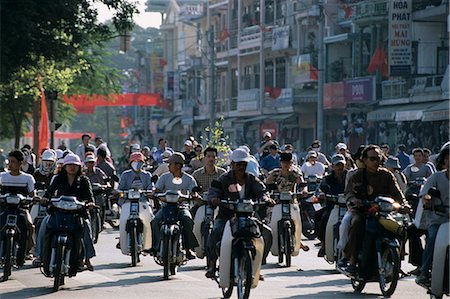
[{"left": 0, "top": 131, "right": 448, "bottom": 291}]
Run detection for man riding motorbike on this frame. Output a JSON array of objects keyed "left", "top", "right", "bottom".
[
  {"left": 342, "top": 145, "right": 408, "bottom": 274},
  {"left": 149, "top": 152, "right": 199, "bottom": 259},
  {"left": 205, "top": 148, "right": 275, "bottom": 278},
  {"left": 33, "top": 149, "right": 56, "bottom": 188}
]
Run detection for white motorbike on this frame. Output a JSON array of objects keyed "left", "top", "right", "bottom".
[
  {"left": 324, "top": 193, "right": 346, "bottom": 264},
  {"left": 416, "top": 187, "right": 449, "bottom": 299},
  {"left": 118, "top": 189, "right": 153, "bottom": 266},
  {"left": 193, "top": 192, "right": 217, "bottom": 262}
]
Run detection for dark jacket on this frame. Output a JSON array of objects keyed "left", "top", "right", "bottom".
[
  {"left": 320, "top": 170, "right": 347, "bottom": 196},
  {"left": 44, "top": 174, "right": 94, "bottom": 203},
  {"left": 207, "top": 170, "right": 268, "bottom": 219}
]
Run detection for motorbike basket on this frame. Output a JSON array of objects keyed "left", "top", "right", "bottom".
[
  {"left": 378, "top": 214, "right": 403, "bottom": 236},
  {"left": 231, "top": 217, "right": 261, "bottom": 238}
]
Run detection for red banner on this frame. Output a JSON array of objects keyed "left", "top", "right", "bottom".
[
  {"left": 38, "top": 76, "right": 49, "bottom": 153},
  {"left": 63, "top": 93, "right": 171, "bottom": 113},
  {"left": 25, "top": 131, "right": 96, "bottom": 140}
]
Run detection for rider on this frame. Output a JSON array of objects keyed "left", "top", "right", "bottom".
[
  {"left": 150, "top": 152, "right": 199, "bottom": 259},
  {"left": 316, "top": 154, "right": 347, "bottom": 257},
  {"left": 84, "top": 153, "right": 108, "bottom": 185},
  {"left": 191, "top": 147, "right": 226, "bottom": 217},
  {"left": 415, "top": 144, "right": 449, "bottom": 284},
  {"left": 343, "top": 145, "right": 408, "bottom": 275},
  {"left": 35, "top": 153, "right": 96, "bottom": 270},
  {"left": 310, "top": 140, "right": 331, "bottom": 167},
  {"left": 96, "top": 147, "right": 117, "bottom": 183},
  {"left": 205, "top": 148, "right": 275, "bottom": 278},
  {"left": 402, "top": 148, "right": 434, "bottom": 182},
  {"left": 33, "top": 149, "right": 57, "bottom": 188},
  {"left": 0, "top": 149, "right": 36, "bottom": 265},
  {"left": 260, "top": 144, "right": 281, "bottom": 175},
  {"left": 301, "top": 150, "right": 326, "bottom": 179}
]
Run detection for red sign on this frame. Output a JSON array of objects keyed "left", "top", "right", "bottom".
[
  {"left": 260, "top": 121, "right": 278, "bottom": 138},
  {"left": 324, "top": 82, "right": 345, "bottom": 109}
]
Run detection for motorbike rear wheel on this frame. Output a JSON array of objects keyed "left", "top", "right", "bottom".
[
  {"left": 379, "top": 246, "right": 400, "bottom": 297},
  {"left": 162, "top": 235, "right": 170, "bottom": 280},
  {"left": 285, "top": 226, "right": 292, "bottom": 267},
  {"left": 53, "top": 243, "right": 64, "bottom": 292},
  {"left": 130, "top": 226, "right": 138, "bottom": 267},
  {"left": 236, "top": 251, "right": 252, "bottom": 299},
  {"left": 91, "top": 211, "right": 101, "bottom": 244},
  {"left": 2, "top": 236, "right": 13, "bottom": 281}
]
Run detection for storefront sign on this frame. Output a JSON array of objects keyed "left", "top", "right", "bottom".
[
  {"left": 395, "top": 110, "right": 423, "bottom": 122},
  {"left": 343, "top": 76, "right": 375, "bottom": 103},
  {"left": 389, "top": 0, "right": 412, "bottom": 76},
  {"left": 324, "top": 82, "right": 345, "bottom": 109},
  {"left": 272, "top": 26, "right": 290, "bottom": 51},
  {"left": 238, "top": 89, "right": 259, "bottom": 112}
]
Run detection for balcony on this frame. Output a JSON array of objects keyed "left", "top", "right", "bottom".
[
  {"left": 381, "top": 79, "right": 410, "bottom": 99},
  {"left": 410, "top": 74, "right": 444, "bottom": 102},
  {"left": 239, "top": 25, "right": 262, "bottom": 50},
  {"left": 350, "top": 0, "right": 388, "bottom": 25}
]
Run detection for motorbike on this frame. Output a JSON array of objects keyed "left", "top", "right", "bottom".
[
  {"left": 406, "top": 176, "right": 427, "bottom": 216},
  {"left": 30, "top": 182, "right": 47, "bottom": 234},
  {"left": 416, "top": 187, "right": 449, "bottom": 299},
  {"left": 193, "top": 191, "right": 217, "bottom": 264},
  {"left": 89, "top": 183, "right": 108, "bottom": 243},
  {"left": 0, "top": 194, "right": 32, "bottom": 281},
  {"left": 217, "top": 198, "right": 264, "bottom": 299},
  {"left": 41, "top": 196, "right": 90, "bottom": 291},
  {"left": 323, "top": 193, "right": 346, "bottom": 264},
  {"left": 118, "top": 189, "right": 153, "bottom": 267},
  {"left": 300, "top": 175, "right": 322, "bottom": 240},
  {"left": 92, "top": 183, "right": 119, "bottom": 229},
  {"left": 267, "top": 186, "right": 303, "bottom": 267},
  {"left": 154, "top": 190, "right": 192, "bottom": 280},
  {"left": 337, "top": 196, "right": 406, "bottom": 297}
]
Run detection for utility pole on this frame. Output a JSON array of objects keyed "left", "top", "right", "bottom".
[
  {"left": 209, "top": 26, "right": 216, "bottom": 130},
  {"left": 316, "top": 0, "right": 325, "bottom": 142}
]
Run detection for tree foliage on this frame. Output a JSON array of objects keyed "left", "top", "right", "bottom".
[{"left": 201, "top": 117, "right": 232, "bottom": 167}]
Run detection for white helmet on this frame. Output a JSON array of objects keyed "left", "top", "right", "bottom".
[{"left": 41, "top": 150, "right": 56, "bottom": 162}]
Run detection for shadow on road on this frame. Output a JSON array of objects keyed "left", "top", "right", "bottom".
[{"left": 277, "top": 290, "right": 383, "bottom": 298}]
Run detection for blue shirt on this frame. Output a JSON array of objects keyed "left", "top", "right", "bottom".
[
  {"left": 118, "top": 169, "right": 153, "bottom": 190},
  {"left": 260, "top": 154, "right": 280, "bottom": 172},
  {"left": 396, "top": 151, "right": 410, "bottom": 171}
]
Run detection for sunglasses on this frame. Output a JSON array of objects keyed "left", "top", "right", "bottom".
[{"left": 367, "top": 156, "right": 381, "bottom": 162}]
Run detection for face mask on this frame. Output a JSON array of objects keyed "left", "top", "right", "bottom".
[
  {"left": 131, "top": 161, "right": 143, "bottom": 171},
  {"left": 312, "top": 147, "right": 320, "bottom": 152}
]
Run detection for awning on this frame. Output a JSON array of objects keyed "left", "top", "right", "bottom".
[
  {"left": 164, "top": 116, "right": 182, "bottom": 132},
  {"left": 422, "top": 101, "right": 449, "bottom": 122},
  {"left": 367, "top": 102, "right": 436, "bottom": 122}
]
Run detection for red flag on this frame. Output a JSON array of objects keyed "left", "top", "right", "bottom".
[
  {"left": 270, "top": 87, "right": 282, "bottom": 99},
  {"left": 120, "top": 117, "right": 126, "bottom": 129},
  {"left": 159, "top": 58, "right": 167, "bottom": 67},
  {"left": 219, "top": 28, "right": 230, "bottom": 43},
  {"left": 310, "top": 65, "right": 319, "bottom": 80},
  {"left": 38, "top": 77, "right": 49, "bottom": 153},
  {"left": 343, "top": 5, "right": 352, "bottom": 19},
  {"left": 368, "top": 46, "right": 388, "bottom": 77},
  {"left": 264, "top": 86, "right": 273, "bottom": 94}
]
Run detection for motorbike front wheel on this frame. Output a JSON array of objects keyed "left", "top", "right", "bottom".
[
  {"left": 351, "top": 278, "right": 366, "bottom": 293},
  {"left": 379, "top": 246, "right": 400, "bottom": 297},
  {"left": 53, "top": 243, "right": 65, "bottom": 292},
  {"left": 2, "top": 236, "right": 13, "bottom": 281},
  {"left": 162, "top": 235, "right": 170, "bottom": 280},
  {"left": 284, "top": 226, "right": 292, "bottom": 267},
  {"left": 236, "top": 250, "right": 253, "bottom": 299},
  {"left": 130, "top": 226, "right": 139, "bottom": 267}
]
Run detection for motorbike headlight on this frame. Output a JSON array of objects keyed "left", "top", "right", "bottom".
[
  {"left": 280, "top": 192, "right": 292, "bottom": 201},
  {"left": 128, "top": 190, "right": 141, "bottom": 199},
  {"left": 282, "top": 204, "right": 290, "bottom": 214},
  {"left": 52, "top": 198, "right": 82, "bottom": 211},
  {"left": 236, "top": 202, "right": 253, "bottom": 213},
  {"left": 165, "top": 194, "right": 179, "bottom": 203},
  {"left": 6, "top": 195, "right": 21, "bottom": 205}
]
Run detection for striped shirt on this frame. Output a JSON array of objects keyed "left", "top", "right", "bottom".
[{"left": 0, "top": 171, "right": 35, "bottom": 195}]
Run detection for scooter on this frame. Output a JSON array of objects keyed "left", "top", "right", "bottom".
[
  {"left": 406, "top": 176, "right": 427, "bottom": 216},
  {"left": 0, "top": 194, "right": 32, "bottom": 281},
  {"left": 337, "top": 196, "right": 406, "bottom": 297},
  {"left": 416, "top": 187, "right": 449, "bottom": 299},
  {"left": 267, "top": 188, "right": 303, "bottom": 267},
  {"left": 42, "top": 196, "right": 90, "bottom": 291},
  {"left": 193, "top": 192, "right": 217, "bottom": 263},
  {"left": 155, "top": 190, "right": 190, "bottom": 280},
  {"left": 118, "top": 189, "right": 153, "bottom": 266},
  {"left": 300, "top": 175, "right": 322, "bottom": 240},
  {"left": 323, "top": 193, "right": 346, "bottom": 264},
  {"left": 217, "top": 198, "right": 264, "bottom": 299},
  {"left": 30, "top": 182, "right": 47, "bottom": 234}
]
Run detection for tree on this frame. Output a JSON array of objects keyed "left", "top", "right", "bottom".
[{"left": 0, "top": 0, "right": 138, "bottom": 146}]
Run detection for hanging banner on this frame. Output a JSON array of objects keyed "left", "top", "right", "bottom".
[
  {"left": 291, "top": 54, "right": 315, "bottom": 85},
  {"left": 272, "top": 26, "right": 290, "bottom": 51},
  {"left": 343, "top": 76, "right": 375, "bottom": 103},
  {"left": 389, "top": 0, "right": 412, "bottom": 76}
]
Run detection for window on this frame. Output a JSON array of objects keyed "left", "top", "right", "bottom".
[
  {"left": 265, "top": 60, "right": 274, "bottom": 87},
  {"left": 275, "top": 57, "right": 286, "bottom": 88},
  {"left": 254, "top": 64, "right": 260, "bottom": 88},
  {"left": 231, "top": 68, "right": 238, "bottom": 97}
]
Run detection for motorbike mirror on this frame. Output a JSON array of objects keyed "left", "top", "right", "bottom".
[
  {"left": 151, "top": 175, "right": 159, "bottom": 183},
  {"left": 427, "top": 187, "right": 441, "bottom": 199}
]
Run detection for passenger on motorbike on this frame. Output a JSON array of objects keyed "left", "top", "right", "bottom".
[
  {"left": 402, "top": 148, "right": 434, "bottom": 182},
  {"left": 0, "top": 149, "right": 36, "bottom": 265},
  {"left": 343, "top": 145, "right": 408, "bottom": 274},
  {"left": 205, "top": 148, "right": 275, "bottom": 278},
  {"left": 415, "top": 144, "right": 449, "bottom": 284},
  {"left": 301, "top": 150, "right": 326, "bottom": 178},
  {"left": 150, "top": 152, "right": 199, "bottom": 259},
  {"left": 33, "top": 149, "right": 56, "bottom": 188},
  {"left": 34, "top": 153, "right": 96, "bottom": 270},
  {"left": 316, "top": 154, "right": 347, "bottom": 257}
]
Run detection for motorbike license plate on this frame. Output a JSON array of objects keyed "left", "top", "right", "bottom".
[
  {"left": 313, "top": 203, "right": 322, "bottom": 211},
  {"left": 7, "top": 214, "right": 17, "bottom": 226},
  {"left": 130, "top": 202, "right": 139, "bottom": 213}
]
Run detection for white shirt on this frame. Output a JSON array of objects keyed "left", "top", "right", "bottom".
[
  {"left": 0, "top": 171, "right": 35, "bottom": 195},
  {"left": 301, "top": 161, "right": 326, "bottom": 178}
]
